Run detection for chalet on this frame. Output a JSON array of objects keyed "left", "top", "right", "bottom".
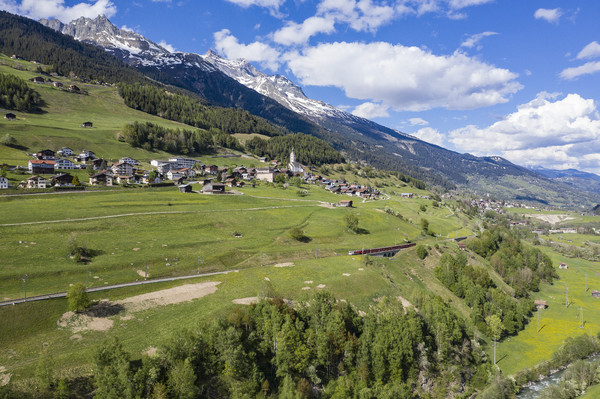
[
  {"left": 54, "top": 158, "right": 75, "bottom": 170},
  {"left": 68, "top": 85, "right": 80, "bottom": 92},
  {"left": 559, "top": 263, "right": 568, "bottom": 269},
  {"left": 26, "top": 175, "right": 47, "bottom": 189},
  {"left": 29, "top": 76, "right": 45, "bottom": 83},
  {"left": 458, "top": 242, "right": 467, "bottom": 251},
  {"left": 111, "top": 162, "right": 134, "bottom": 176},
  {"left": 224, "top": 178, "right": 236, "bottom": 187},
  {"left": 142, "top": 172, "right": 162, "bottom": 185},
  {"left": 52, "top": 82, "right": 63, "bottom": 88},
  {"left": 178, "top": 168, "right": 195, "bottom": 178},
  {"left": 81, "top": 121, "right": 93, "bottom": 128},
  {"left": 0, "top": 176, "right": 8, "bottom": 189},
  {"left": 76, "top": 150, "right": 95, "bottom": 162},
  {"left": 92, "top": 158, "right": 106, "bottom": 170},
  {"left": 89, "top": 171, "right": 113, "bottom": 186},
  {"left": 57, "top": 147, "right": 74, "bottom": 157},
  {"left": 166, "top": 170, "right": 184, "bottom": 181},
  {"left": 592, "top": 290, "right": 600, "bottom": 299},
  {"left": 119, "top": 157, "right": 139, "bottom": 165},
  {"left": 201, "top": 183, "right": 225, "bottom": 194},
  {"left": 204, "top": 165, "right": 218, "bottom": 175},
  {"left": 52, "top": 173, "right": 74, "bottom": 187},
  {"left": 256, "top": 167, "right": 279, "bottom": 183},
  {"left": 28, "top": 160, "right": 55, "bottom": 174},
  {"left": 4, "top": 113, "right": 16, "bottom": 120},
  {"left": 534, "top": 300, "right": 547, "bottom": 310},
  {"left": 178, "top": 184, "right": 193, "bottom": 193},
  {"left": 339, "top": 200, "right": 353, "bottom": 207},
  {"left": 36, "top": 149, "right": 56, "bottom": 160}
]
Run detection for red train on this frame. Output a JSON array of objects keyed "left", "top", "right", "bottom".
[{"left": 348, "top": 242, "right": 415, "bottom": 256}]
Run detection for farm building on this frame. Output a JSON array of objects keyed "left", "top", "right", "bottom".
[
  {"left": 534, "top": 300, "right": 547, "bottom": 309},
  {"left": 201, "top": 183, "right": 225, "bottom": 194},
  {"left": 4, "top": 112, "right": 16, "bottom": 120},
  {"left": 559, "top": 263, "right": 568, "bottom": 269},
  {"left": 338, "top": 200, "right": 353, "bottom": 207}
]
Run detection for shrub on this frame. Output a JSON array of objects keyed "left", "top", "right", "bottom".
[
  {"left": 416, "top": 245, "right": 428, "bottom": 259},
  {"left": 67, "top": 282, "right": 90, "bottom": 312}
]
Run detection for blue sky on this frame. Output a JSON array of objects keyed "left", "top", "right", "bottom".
[{"left": 3, "top": 0, "right": 600, "bottom": 174}]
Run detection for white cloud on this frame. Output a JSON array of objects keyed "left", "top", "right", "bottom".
[
  {"left": 273, "top": 16, "right": 335, "bottom": 46},
  {"left": 412, "top": 127, "right": 445, "bottom": 146},
  {"left": 214, "top": 29, "right": 281, "bottom": 71},
  {"left": 409, "top": 117, "right": 429, "bottom": 126},
  {"left": 449, "top": 93, "right": 600, "bottom": 172},
  {"left": 448, "top": 0, "right": 493, "bottom": 9},
  {"left": 158, "top": 40, "right": 175, "bottom": 53},
  {"left": 577, "top": 41, "right": 600, "bottom": 60},
  {"left": 0, "top": 0, "right": 116, "bottom": 23},
  {"left": 460, "top": 31, "right": 497, "bottom": 49},
  {"left": 317, "top": 0, "right": 396, "bottom": 33},
  {"left": 534, "top": 8, "right": 562, "bottom": 24},
  {"left": 560, "top": 61, "right": 600, "bottom": 80},
  {"left": 224, "top": 0, "right": 285, "bottom": 15},
  {"left": 351, "top": 102, "right": 389, "bottom": 118},
  {"left": 286, "top": 41, "right": 521, "bottom": 112}
]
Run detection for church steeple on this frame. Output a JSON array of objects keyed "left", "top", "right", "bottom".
[{"left": 290, "top": 147, "right": 296, "bottom": 164}]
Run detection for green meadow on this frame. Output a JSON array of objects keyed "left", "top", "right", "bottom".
[{"left": 496, "top": 245, "right": 600, "bottom": 376}]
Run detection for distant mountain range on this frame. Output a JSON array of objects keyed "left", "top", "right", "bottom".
[{"left": 15, "top": 13, "right": 597, "bottom": 207}]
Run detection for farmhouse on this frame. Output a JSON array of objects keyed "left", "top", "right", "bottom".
[
  {"left": 204, "top": 164, "right": 218, "bottom": 175},
  {"left": 0, "top": 176, "right": 8, "bottom": 189},
  {"left": 89, "top": 171, "right": 113, "bottom": 186},
  {"left": 54, "top": 158, "right": 75, "bottom": 170},
  {"left": 52, "top": 173, "right": 74, "bottom": 187},
  {"left": 4, "top": 112, "right": 16, "bottom": 120},
  {"left": 256, "top": 167, "right": 279, "bottom": 182},
  {"left": 36, "top": 149, "right": 56, "bottom": 160},
  {"left": 81, "top": 121, "right": 93, "bottom": 128},
  {"left": 201, "top": 183, "right": 225, "bottom": 194},
  {"left": 28, "top": 160, "right": 55, "bottom": 174},
  {"left": 458, "top": 243, "right": 467, "bottom": 251},
  {"left": 26, "top": 175, "right": 47, "bottom": 189}
]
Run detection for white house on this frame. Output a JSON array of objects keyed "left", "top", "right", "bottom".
[
  {"left": 166, "top": 170, "right": 184, "bottom": 181},
  {"left": 26, "top": 175, "right": 47, "bottom": 189},
  {"left": 0, "top": 176, "right": 8, "bottom": 189},
  {"left": 111, "top": 162, "right": 134, "bottom": 176},
  {"left": 77, "top": 150, "right": 95, "bottom": 162},
  {"left": 54, "top": 158, "right": 75, "bottom": 170},
  {"left": 169, "top": 157, "right": 197, "bottom": 169},
  {"left": 57, "top": 147, "right": 74, "bottom": 157}
]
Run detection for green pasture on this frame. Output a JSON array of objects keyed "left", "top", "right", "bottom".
[
  {"left": 0, "top": 250, "right": 430, "bottom": 386},
  {"left": 497, "top": 248, "right": 600, "bottom": 376}
]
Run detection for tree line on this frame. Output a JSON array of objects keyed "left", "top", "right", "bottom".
[
  {"left": 122, "top": 121, "right": 242, "bottom": 155},
  {"left": 118, "top": 83, "right": 285, "bottom": 137},
  {"left": 245, "top": 133, "right": 344, "bottom": 166},
  {"left": 0, "top": 72, "right": 42, "bottom": 112},
  {"left": 82, "top": 291, "right": 487, "bottom": 398}
]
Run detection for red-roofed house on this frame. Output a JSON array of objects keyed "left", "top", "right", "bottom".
[{"left": 28, "top": 160, "right": 55, "bottom": 174}]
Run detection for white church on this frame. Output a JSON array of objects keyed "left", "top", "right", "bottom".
[{"left": 288, "top": 147, "right": 304, "bottom": 174}]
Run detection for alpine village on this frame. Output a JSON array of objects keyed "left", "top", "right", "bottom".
[{"left": 3, "top": 4, "right": 600, "bottom": 399}]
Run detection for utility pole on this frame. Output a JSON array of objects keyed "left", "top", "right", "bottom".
[{"left": 23, "top": 274, "right": 28, "bottom": 299}]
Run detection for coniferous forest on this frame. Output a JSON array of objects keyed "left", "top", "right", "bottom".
[
  {"left": 90, "top": 291, "right": 488, "bottom": 399},
  {"left": 118, "top": 83, "right": 285, "bottom": 137},
  {"left": 0, "top": 72, "right": 42, "bottom": 112},
  {"left": 245, "top": 133, "right": 345, "bottom": 166}
]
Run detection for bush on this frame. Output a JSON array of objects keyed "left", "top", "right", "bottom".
[
  {"left": 345, "top": 214, "right": 359, "bottom": 233},
  {"left": 67, "top": 282, "right": 90, "bottom": 312},
  {"left": 416, "top": 245, "right": 428, "bottom": 259},
  {"left": 289, "top": 227, "right": 309, "bottom": 242}
]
